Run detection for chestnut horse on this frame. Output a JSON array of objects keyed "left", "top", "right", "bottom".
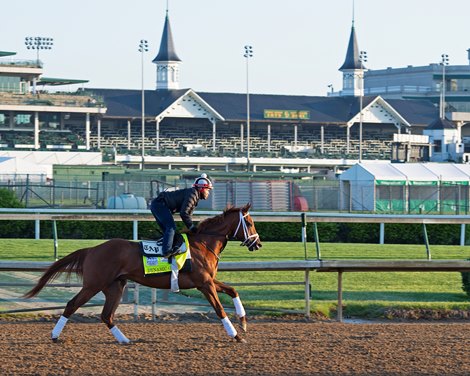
[{"left": 24, "top": 203, "right": 261, "bottom": 344}]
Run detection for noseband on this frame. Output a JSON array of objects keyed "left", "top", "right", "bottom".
[{"left": 233, "top": 210, "right": 260, "bottom": 249}]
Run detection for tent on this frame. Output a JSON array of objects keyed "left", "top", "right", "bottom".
[
  {"left": 340, "top": 162, "right": 470, "bottom": 213},
  {"left": 390, "top": 163, "right": 439, "bottom": 213},
  {"left": 421, "top": 163, "right": 469, "bottom": 213},
  {"left": 0, "top": 157, "right": 52, "bottom": 181},
  {"left": 340, "top": 162, "right": 406, "bottom": 212}
]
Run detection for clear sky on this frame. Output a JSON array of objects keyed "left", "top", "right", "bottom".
[{"left": 1, "top": 0, "right": 469, "bottom": 96}]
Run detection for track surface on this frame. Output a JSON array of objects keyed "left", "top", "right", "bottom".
[{"left": 0, "top": 315, "right": 469, "bottom": 375}]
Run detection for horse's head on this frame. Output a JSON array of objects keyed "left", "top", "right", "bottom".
[{"left": 230, "top": 203, "right": 262, "bottom": 251}]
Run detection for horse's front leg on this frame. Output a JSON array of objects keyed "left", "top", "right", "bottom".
[
  {"left": 198, "top": 281, "right": 246, "bottom": 343},
  {"left": 213, "top": 279, "right": 247, "bottom": 332}
]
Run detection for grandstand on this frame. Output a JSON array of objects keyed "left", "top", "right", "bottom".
[{"left": 3, "top": 9, "right": 470, "bottom": 175}]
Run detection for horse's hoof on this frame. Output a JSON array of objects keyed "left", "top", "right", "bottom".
[
  {"left": 234, "top": 335, "right": 247, "bottom": 343},
  {"left": 51, "top": 338, "right": 58, "bottom": 343},
  {"left": 238, "top": 316, "right": 247, "bottom": 332}
]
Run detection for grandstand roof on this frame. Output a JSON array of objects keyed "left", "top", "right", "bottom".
[
  {"left": 425, "top": 117, "right": 456, "bottom": 130},
  {"left": 87, "top": 87, "right": 438, "bottom": 127},
  {"left": 88, "top": 88, "right": 188, "bottom": 118},
  {"left": 36, "top": 77, "right": 89, "bottom": 86},
  {"left": 0, "top": 51, "right": 16, "bottom": 57}
]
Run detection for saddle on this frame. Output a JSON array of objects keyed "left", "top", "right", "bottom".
[{"left": 141, "top": 233, "right": 186, "bottom": 257}]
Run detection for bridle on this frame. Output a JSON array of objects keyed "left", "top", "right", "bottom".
[{"left": 233, "top": 210, "right": 260, "bottom": 250}]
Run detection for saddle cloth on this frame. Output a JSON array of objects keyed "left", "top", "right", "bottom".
[{"left": 140, "top": 233, "right": 191, "bottom": 276}]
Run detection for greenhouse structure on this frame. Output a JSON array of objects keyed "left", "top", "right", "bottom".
[{"left": 339, "top": 162, "right": 470, "bottom": 214}]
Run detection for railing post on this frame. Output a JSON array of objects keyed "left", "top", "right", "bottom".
[
  {"left": 379, "top": 223, "right": 385, "bottom": 244},
  {"left": 133, "top": 283, "right": 140, "bottom": 321},
  {"left": 337, "top": 271, "right": 343, "bottom": 322},
  {"left": 133, "top": 220, "right": 138, "bottom": 241},
  {"left": 422, "top": 223, "right": 431, "bottom": 260},
  {"left": 151, "top": 288, "right": 157, "bottom": 321},
  {"left": 35, "top": 219, "right": 40, "bottom": 240},
  {"left": 313, "top": 222, "right": 321, "bottom": 260},
  {"left": 304, "top": 270, "right": 310, "bottom": 318},
  {"left": 52, "top": 220, "right": 58, "bottom": 261},
  {"left": 301, "top": 213, "right": 307, "bottom": 259},
  {"left": 460, "top": 224, "right": 466, "bottom": 246}
]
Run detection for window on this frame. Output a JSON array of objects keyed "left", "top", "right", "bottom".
[{"left": 434, "top": 139, "right": 442, "bottom": 153}]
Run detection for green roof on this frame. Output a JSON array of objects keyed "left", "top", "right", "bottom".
[
  {"left": 36, "top": 77, "right": 89, "bottom": 86},
  {"left": 0, "top": 51, "right": 17, "bottom": 57}
]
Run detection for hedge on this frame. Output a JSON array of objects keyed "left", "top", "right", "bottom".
[{"left": 0, "top": 220, "right": 469, "bottom": 245}]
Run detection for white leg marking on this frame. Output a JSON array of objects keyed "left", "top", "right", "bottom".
[
  {"left": 51, "top": 315, "right": 68, "bottom": 340},
  {"left": 221, "top": 316, "right": 237, "bottom": 338},
  {"left": 233, "top": 296, "right": 246, "bottom": 317},
  {"left": 110, "top": 325, "right": 130, "bottom": 344}
]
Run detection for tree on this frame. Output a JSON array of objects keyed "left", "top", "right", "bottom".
[{"left": 0, "top": 188, "right": 23, "bottom": 208}]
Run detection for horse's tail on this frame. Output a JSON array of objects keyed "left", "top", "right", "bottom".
[{"left": 23, "top": 247, "right": 89, "bottom": 298}]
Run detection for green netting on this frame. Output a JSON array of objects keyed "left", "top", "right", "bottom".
[
  {"left": 408, "top": 199, "right": 438, "bottom": 213},
  {"left": 440, "top": 200, "right": 468, "bottom": 214},
  {"left": 376, "top": 199, "right": 405, "bottom": 212}
]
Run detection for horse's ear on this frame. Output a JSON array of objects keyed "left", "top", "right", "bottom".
[{"left": 243, "top": 202, "right": 252, "bottom": 212}]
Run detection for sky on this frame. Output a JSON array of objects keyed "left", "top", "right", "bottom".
[{"left": 1, "top": 0, "right": 470, "bottom": 96}]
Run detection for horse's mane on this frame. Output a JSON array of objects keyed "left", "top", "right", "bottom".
[{"left": 197, "top": 205, "right": 243, "bottom": 232}]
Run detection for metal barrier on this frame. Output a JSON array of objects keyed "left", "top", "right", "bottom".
[
  {"left": 2, "top": 259, "right": 470, "bottom": 321},
  {"left": 3, "top": 209, "right": 470, "bottom": 260}
]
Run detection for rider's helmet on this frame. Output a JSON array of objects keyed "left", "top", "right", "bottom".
[{"left": 193, "top": 173, "right": 213, "bottom": 190}]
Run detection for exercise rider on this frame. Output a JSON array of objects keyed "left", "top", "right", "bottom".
[{"left": 150, "top": 173, "right": 213, "bottom": 257}]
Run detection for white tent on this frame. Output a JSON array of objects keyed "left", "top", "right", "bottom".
[
  {"left": 340, "top": 162, "right": 470, "bottom": 213},
  {"left": 340, "top": 162, "right": 406, "bottom": 211},
  {"left": 0, "top": 157, "right": 52, "bottom": 181}
]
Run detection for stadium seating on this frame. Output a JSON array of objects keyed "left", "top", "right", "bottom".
[{"left": 0, "top": 120, "right": 394, "bottom": 159}]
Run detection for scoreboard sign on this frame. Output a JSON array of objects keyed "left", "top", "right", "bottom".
[{"left": 263, "top": 109, "right": 310, "bottom": 120}]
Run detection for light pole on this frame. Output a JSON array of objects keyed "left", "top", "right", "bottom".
[
  {"left": 25, "top": 36, "right": 53, "bottom": 66},
  {"left": 358, "top": 50, "right": 367, "bottom": 162},
  {"left": 244, "top": 45, "right": 253, "bottom": 171},
  {"left": 440, "top": 53, "right": 449, "bottom": 119},
  {"left": 25, "top": 36, "right": 53, "bottom": 94},
  {"left": 139, "top": 39, "right": 148, "bottom": 170}
]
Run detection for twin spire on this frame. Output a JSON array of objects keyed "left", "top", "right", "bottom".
[
  {"left": 153, "top": 10, "right": 181, "bottom": 90},
  {"left": 339, "top": 24, "right": 363, "bottom": 71},
  {"left": 338, "top": 5, "right": 366, "bottom": 98},
  {"left": 153, "top": 5, "right": 361, "bottom": 94}
]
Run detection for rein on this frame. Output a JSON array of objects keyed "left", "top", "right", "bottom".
[{"left": 203, "top": 242, "right": 221, "bottom": 261}]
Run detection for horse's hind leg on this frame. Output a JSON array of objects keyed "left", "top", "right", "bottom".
[
  {"left": 51, "top": 286, "right": 100, "bottom": 342},
  {"left": 101, "top": 278, "right": 130, "bottom": 344},
  {"left": 214, "top": 279, "right": 247, "bottom": 332}
]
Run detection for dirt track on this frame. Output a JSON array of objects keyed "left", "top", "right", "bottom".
[{"left": 0, "top": 314, "right": 469, "bottom": 376}]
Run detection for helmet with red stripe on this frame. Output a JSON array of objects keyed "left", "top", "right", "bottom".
[{"left": 193, "top": 173, "right": 213, "bottom": 190}]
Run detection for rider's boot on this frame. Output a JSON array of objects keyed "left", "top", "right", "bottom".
[{"left": 162, "top": 244, "right": 179, "bottom": 258}]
